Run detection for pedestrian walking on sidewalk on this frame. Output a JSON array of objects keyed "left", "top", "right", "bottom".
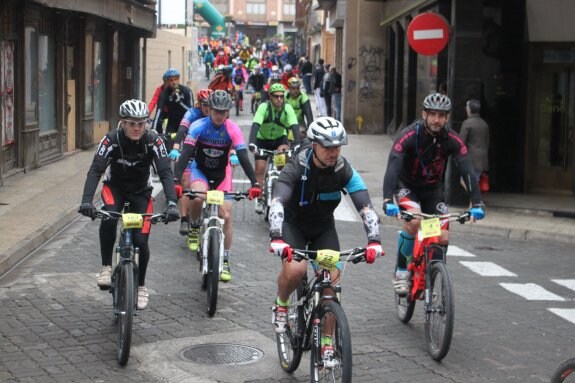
[
  {"left": 321, "top": 64, "right": 332, "bottom": 118},
  {"left": 312, "top": 59, "right": 327, "bottom": 117},
  {"left": 329, "top": 66, "right": 342, "bottom": 121},
  {"left": 460, "top": 99, "right": 490, "bottom": 193}
]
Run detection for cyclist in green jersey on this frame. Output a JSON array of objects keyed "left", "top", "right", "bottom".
[
  {"left": 285, "top": 77, "right": 314, "bottom": 142},
  {"left": 249, "top": 83, "right": 301, "bottom": 214}
]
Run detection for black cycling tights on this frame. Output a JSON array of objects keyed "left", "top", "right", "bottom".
[{"left": 99, "top": 185, "right": 152, "bottom": 286}]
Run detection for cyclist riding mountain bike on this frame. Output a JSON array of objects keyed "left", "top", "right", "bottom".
[
  {"left": 382, "top": 93, "right": 485, "bottom": 296},
  {"left": 214, "top": 49, "right": 229, "bottom": 68},
  {"left": 78, "top": 99, "right": 180, "bottom": 310},
  {"left": 232, "top": 61, "right": 249, "bottom": 111},
  {"left": 152, "top": 68, "right": 194, "bottom": 151},
  {"left": 285, "top": 77, "right": 314, "bottom": 136},
  {"left": 247, "top": 65, "right": 266, "bottom": 113},
  {"left": 148, "top": 72, "right": 170, "bottom": 116},
  {"left": 280, "top": 64, "right": 297, "bottom": 89},
  {"left": 170, "top": 89, "right": 214, "bottom": 235},
  {"left": 249, "top": 82, "right": 301, "bottom": 214},
  {"left": 262, "top": 72, "right": 282, "bottom": 103},
  {"left": 174, "top": 90, "right": 262, "bottom": 282},
  {"left": 268, "top": 117, "right": 383, "bottom": 340},
  {"left": 203, "top": 49, "right": 215, "bottom": 80},
  {"left": 208, "top": 65, "right": 235, "bottom": 95}
]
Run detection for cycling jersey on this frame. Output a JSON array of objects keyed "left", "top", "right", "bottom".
[
  {"left": 81, "top": 128, "right": 177, "bottom": 204},
  {"left": 153, "top": 85, "right": 193, "bottom": 135},
  {"left": 285, "top": 92, "right": 313, "bottom": 128},
  {"left": 250, "top": 101, "right": 299, "bottom": 141},
  {"left": 383, "top": 120, "right": 482, "bottom": 205},
  {"left": 174, "top": 106, "right": 204, "bottom": 145},
  {"left": 248, "top": 73, "right": 266, "bottom": 92}
]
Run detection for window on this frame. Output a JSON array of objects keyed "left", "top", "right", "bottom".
[
  {"left": 283, "top": 0, "right": 296, "bottom": 16},
  {"left": 247, "top": 0, "right": 266, "bottom": 15},
  {"left": 25, "top": 27, "right": 38, "bottom": 124},
  {"left": 38, "top": 34, "right": 55, "bottom": 132},
  {"left": 94, "top": 40, "right": 107, "bottom": 121}
]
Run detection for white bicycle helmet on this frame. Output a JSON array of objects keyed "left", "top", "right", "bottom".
[
  {"left": 423, "top": 93, "right": 452, "bottom": 112},
  {"left": 119, "top": 99, "right": 149, "bottom": 119},
  {"left": 307, "top": 117, "right": 348, "bottom": 147}
]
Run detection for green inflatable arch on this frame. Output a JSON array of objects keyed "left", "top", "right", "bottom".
[{"left": 193, "top": 0, "right": 227, "bottom": 39}]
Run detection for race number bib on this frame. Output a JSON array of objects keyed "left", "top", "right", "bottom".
[
  {"left": 315, "top": 249, "right": 340, "bottom": 271},
  {"left": 420, "top": 218, "right": 441, "bottom": 239},
  {"left": 122, "top": 213, "right": 144, "bottom": 229},
  {"left": 273, "top": 153, "right": 286, "bottom": 167},
  {"left": 206, "top": 190, "right": 225, "bottom": 205}
]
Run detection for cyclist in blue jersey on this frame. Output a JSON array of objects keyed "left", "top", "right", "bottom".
[{"left": 174, "top": 90, "right": 262, "bottom": 282}]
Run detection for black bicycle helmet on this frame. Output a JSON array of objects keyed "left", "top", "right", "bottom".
[
  {"left": 423, "top": 93, "right": 452, "bottom": 112},
  {"left": 307, "top": 117, "right": 348, "bottom": 147},
  {"left": 119, "top": 99, "right": 149, "bottom": 119},
  {"left": 209, "top": 90, "right": 233, "bottom": 111}
]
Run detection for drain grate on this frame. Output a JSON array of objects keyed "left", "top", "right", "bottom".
[{"left": 180, "top": 343, "right": 264, "bottom": 365}]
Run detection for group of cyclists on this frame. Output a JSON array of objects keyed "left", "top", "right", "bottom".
[{"left": 78, "top": 63, "right": 486, "bottom": 362}]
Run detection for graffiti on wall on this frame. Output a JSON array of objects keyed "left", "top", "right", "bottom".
[{"left": 351, "top": 46, "right": 384, "bottom": 106}]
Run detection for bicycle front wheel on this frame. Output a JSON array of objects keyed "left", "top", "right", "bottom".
[
  {"left": 276, "top": 279, "right": 305, "bottom": 373},
  {"left": 310, "top": 301, "right": 352, "bottom": 383},
  {"left": 206, "top": 228, "right": 221, "bottom": 317},
  {"left": 116, "top": 262, "right": 135, "bottom": 365},
  {"left": 551, "top": 358, "right": 575, "bottom": 382},
  {"left": 425, "top": 261, "right": 454, "bottom": 361}
]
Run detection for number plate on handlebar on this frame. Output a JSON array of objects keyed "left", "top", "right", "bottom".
[
  {"left": 316, "top": 249, "right": 340, "bottom": 271},
  {"left": 273, "top": 153, "right": 286, "bottom": 167},
  {"left": 420, "top": 218, "right": 441, "bottom": 238},
  {"left": 206, "top": 190, "right": 225, "bottom": 205},
  {"left": 122, "top": 213, "right": 144, "bottom": 229}
]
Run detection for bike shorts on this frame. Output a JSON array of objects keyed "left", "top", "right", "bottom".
[
  {"left": 393, "top": 180, "right": 450, "bottom": 230},
  {"left": 282, "top": 220, "right": 343, "bottom": 270},
  {"left": 187, "top": 161, "right": 234, "bottom": 198},
  {"left": 255, "top": 137, "right": 289, "bottom": 161},
  {"left": 101, "top": 184, "right": 153, "bottom": 234}
]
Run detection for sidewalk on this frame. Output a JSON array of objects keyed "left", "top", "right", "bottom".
[{"left": 1, "top": 132, "right": 574, "bottom": 278}]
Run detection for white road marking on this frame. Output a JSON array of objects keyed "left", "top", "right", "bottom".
[
  {"left": 552, "top": 279, "right": 575, "bottom": 292},
  {"left": 500, "top": 283, "right": 565, "bottom": 301},
  {"left": 414, "top": 29, "right": 444, "bottom": 40},
  {"left": 460, "top": 261, "right": 517, "bottom": 277},
  {"left": 548, "top": 308, "right": 575, "bottom": 325},
  {"left": 447, "top": 245, "right": 476, "bottom": 257}
]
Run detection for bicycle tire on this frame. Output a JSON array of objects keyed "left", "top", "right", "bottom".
[
  {"left": 276, "top": 280, "right": 305, "bottom": 373},
  {"left": 206, "top": 228, "right": 220, "bottom": 317},
  {"left": 425, "top": 261, "right": 454, "bottom": 361},
  {"left": 117, "top": 262, "right": 135, "bottom": 366},
  {"left": 551, "top": 358, "right": 575, "bottom": 383},
  {"left": 396, "top": 290, "right": 416, "bottom": 324},
  {"left": 235, "top": 93, "right": 240, "bottom": 116},
  {"left": 310, "top": 301, "right": 352, "bottom": 383}
]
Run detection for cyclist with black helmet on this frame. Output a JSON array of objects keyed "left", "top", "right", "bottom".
[
  {"left": 268, "top": 117, "right": 383, "bottom": 346},
  {"left": 170, "top": 89, "right": 214, "bottom": 236},
  {"left": 78, "top": 99, "right": 180, "bottom": 310},
  {"left": 382, "top": 92, "right": 486, "bottom": 296},
  {"left": 249, "top": 82, "right": 301, "bottom": 214},
  {"left": 174, "top": 90, "right": 262, "bottom": 282},
  {"left": 247, "top": 64, "right": 266, "bottom": 114},
  {"left": 152, "top": 68, "right": 194, "bottom": 151}
]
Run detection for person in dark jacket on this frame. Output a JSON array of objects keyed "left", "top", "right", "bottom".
[{"left": 312, "top": 59, "right": 327, "bottom": 116}]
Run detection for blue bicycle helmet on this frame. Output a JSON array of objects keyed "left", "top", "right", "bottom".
[{"left": 163, "top": 68, "right": 180, "bottom": 79}]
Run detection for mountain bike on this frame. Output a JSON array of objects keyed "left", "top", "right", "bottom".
[
  {"left": 395, "top": 210, "right": 470, "bottom": 361},
  {"left": 252, "top": 91, "right": 262, "bottom": 114},
  {"left": 551, "top": 358, "right": 575, "bottom": 382},
  {"left": 183, "top": 188, "right": 248, "bottom": 317},
  {"left": 256, "top": 148, "right": 291, "bottom": 221},
  {"left": 276, "top": 247, "right": 367, "bottom": 383},
  {"left": 94, "top": 207, "right": 166, "bottom": 365}
]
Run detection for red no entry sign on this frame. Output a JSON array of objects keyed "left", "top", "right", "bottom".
[{"left": 407, "top": 12, "right": 450, "bottom": 56}]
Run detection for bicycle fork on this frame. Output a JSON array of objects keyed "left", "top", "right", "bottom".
[{"left": 201, "top": 220, "right": 225, "bottom": 275}]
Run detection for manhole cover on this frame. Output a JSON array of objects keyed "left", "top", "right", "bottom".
[{"left": 180, "top": 343, "right": 264, "bottom": 365}]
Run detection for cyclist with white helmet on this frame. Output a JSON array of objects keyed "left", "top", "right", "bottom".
[
  {"left": 174, "top": 90, "right": 262, "bottom": 282},
  {"left": 79, "top": 99, "right": 180, "bottom": 310},
  {"left": 268, "top": 117, "right": 383, "bottom": 342},
  {"left": 382, "top": 92, "right": 485, "bottom": 296},
  {"left": 280, "top": 63, "right": 296, "bottom": 89},
  {"left": 249, "top": 82, "right": 301, "bottom": 214}
]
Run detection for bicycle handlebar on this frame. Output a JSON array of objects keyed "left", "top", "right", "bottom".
[
  {"left": 95, "top": 210, "right": 167, "bottom": 224},
  {"left": 256, "top": 148, "right": 293, "bottom": 157},
  {"left": 182, "top": 189, "right": 249, "bottom": 201},
  {"left": 291, "top": 247, "right": 367, "bottom": 265},
  {"left": 400, "top": 210, "right": 471, "bottom": 224}
]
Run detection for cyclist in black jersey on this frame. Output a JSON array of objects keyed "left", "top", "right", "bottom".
[
  {"left": 382, "top": 93, "right": 485, "bottom": 296},
  {"left": 267, "top": 116, "right": 383, "bottom": 335},
  {"left": 78, "top": 99, "right": 180, "bottom": 310}
]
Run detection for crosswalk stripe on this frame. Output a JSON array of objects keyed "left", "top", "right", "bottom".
[
  {"left": 552, "top": 279, "right": 575, "bottom": 292},
  {"left": 447, "top": 245, "right": 476, "bottom": 257},
  {"left": 460, "top": 261, "right": 517, "bottom": 277},
  {"left": 500, "top": 283, "right": 565, "bottom": 301},
  {"left": 548, "top": 308, "right": 575, "bottom": 324}
]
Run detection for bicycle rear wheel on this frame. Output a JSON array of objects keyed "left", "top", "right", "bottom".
[
  {"left": 425, "top": 261, "right": 454, "bottom": 361},
  {"left": 206, "top": 228, "right": 220, "bottom": 317},
  {"left": 116, "top": 262, "right": 135, "bottom": 365},
  {"left": 551, "top": 358, "right": 575, "bottom": 382},
  {"left": 310, "top": 301, "right": 352, "bottom": 383},
  {"left": 276, "top": 279, "right": 305, "bottom": 373},
  {"left": 235, "top": 93, "right": 240, "bottom": 116}
]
